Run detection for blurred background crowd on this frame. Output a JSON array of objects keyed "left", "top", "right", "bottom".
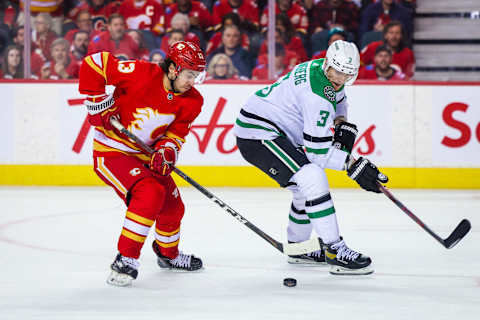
[{"left": 0, "top": 0, "right": 416, "bottom": 81}]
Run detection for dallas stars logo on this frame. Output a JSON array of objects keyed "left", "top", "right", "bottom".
[{"left": 323, "top": 86, "right": 336, "bottom": 102}]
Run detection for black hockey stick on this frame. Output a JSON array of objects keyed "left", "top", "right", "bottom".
[
  {"left": 378, "top": 183, "right": 471, "bottom": 249},
  {"left": 110, "top": 118, "right": 322, "bottom": 255}
]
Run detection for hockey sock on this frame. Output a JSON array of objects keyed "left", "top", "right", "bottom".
[
  {"left": 304, "top": 192, "right": 340, "bottom": 244},
  {"left": 118, "top": 177, "right": 166, "bottom": 259}
]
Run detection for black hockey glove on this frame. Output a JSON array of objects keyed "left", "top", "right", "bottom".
[
  {"left": 333, "top": 121, "right": 358, "bottom": 154},
  {"left": 347, "top": 157, "right": 388, "bottom": 193}
]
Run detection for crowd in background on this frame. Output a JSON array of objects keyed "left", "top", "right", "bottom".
[{"left": 0, "top": 0, "right": 416, "bottom": 81}]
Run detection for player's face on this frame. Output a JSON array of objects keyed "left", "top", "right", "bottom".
[
  {"left": 7, "top": 49, "right": 21, "bottom": 68},
  {"left": 374, "top": 51, "right": 392, "bottom": 71},
  {"left": 175, "top": 69, "right": 201, "bottom": 93},
  {"left": 326, "top": 67, "right": 352, "bottom": 90},
  {"left": 385, "top": 25, "right": 402, "bottom": 49}
]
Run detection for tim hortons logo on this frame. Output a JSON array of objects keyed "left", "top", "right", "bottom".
[
  {"left": 68, "top": 97, "right": 376, "bottom": 156},
  {"left": 189, "top": 97, "right": 237, "bottom": 154}
]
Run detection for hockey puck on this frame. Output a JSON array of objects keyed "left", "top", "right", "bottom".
[{"left": 283, "top": 278, "right": 297, "bottom": 287}]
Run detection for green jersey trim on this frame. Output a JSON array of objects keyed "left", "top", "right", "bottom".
[{"left": 309, "top": 59, "right": 337, "bottom": 112}]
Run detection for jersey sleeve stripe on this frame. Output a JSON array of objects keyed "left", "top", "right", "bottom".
[
  {"left": 102, "top": 52, "right": 109, "bottom": 83},
  {"left": 84, "top": 55, "right": 106, "bottom": 80},
  {"left": 303, "top": 133, "right": 332, "bottom": 143}
]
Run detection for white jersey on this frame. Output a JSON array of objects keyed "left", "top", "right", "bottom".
[{"left": 234, "top": 59, "right": 350, "bottom": 171}]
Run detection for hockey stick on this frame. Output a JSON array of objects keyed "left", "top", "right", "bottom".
[
  {"left": 378, "top": 183, "right": 471, "bottom": 249},
  {"left": 109, "top": 118, "right": 321, "bottom": 255}
]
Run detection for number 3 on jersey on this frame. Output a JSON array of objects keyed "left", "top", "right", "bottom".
[{"left": 317, "top": 110, "right": 330, "bottom": 127}]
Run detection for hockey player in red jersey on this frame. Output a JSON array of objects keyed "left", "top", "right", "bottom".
[{"left": 78, "top": 41, "right": 206, "bottom": 286}]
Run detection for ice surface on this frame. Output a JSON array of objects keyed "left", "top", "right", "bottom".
[{"left": 0, "top": 186, "right": 479, "bottom": 320}]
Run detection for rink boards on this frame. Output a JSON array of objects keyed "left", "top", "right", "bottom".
[{"left": 0, "top": 80, "right": 478, "bottom": 188}]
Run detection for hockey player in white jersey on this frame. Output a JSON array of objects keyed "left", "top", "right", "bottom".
[{"left": 233, "top": 40, "right": 388, "bottom": 275}]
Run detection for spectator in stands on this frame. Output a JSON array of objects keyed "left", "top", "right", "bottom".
[
  {"left": 205, "top": 12, "right": 249, "bottom": 56},
  {"left": 312, "top": 26, "right": 347, "bottom": 59},
  {"left": 64, "top": 10, "right": 101, "bottom": 43},
  {"left": 127, "top": 30, "right": 150, "bottom": 60},
  {"left": 32, "top": 13, "right": 59, "bottom": 61},
  {"left": 87, "top": 13, "right": 140, "bottom": 60},
  {"left": 259, "top": 13, "right": 307, "bottom": 63},
  {"left": 49, "top": 38, "right": 78, "bottom": 79},
  {"left": 149, "top": 49, "right": 166, "bottom": 65},
  {"left": 212, "top": 0, "right": 260, "bottom": 33},
  {"left": 160, "top": 28, "right": 186, "bottom": 53},
  {"left": 358, "top": 44, "right": 406, "bottom": 80},
  {"left": 206, "top": 53, "right": 241, "bottom": 80},
  {"left": 69, "top": 30, "right": 90, "bottom": 73},
  {"left": 360, "top": 20, "right": 414, "bottom": 78},
  {"left": 119, "top": 0, "right": 166, "bottom": 36},
  {"left": 11, "top": 26, "right": 46, "bottom": 76},
  {"left": 165, "top": 0, "right": 213, "bottom": 34},
  {"left": 260, "top": 0, "right": 309, "bottom": 35},
  {"left": 359, "top": 0, "right": 413, "bottom": 40},
  {"left": 310, "top": 0, "right": 359, "bottom": 35},
  {"left": 70, "top": 0, "right": 120, "bottom": 32},
  {"left": 1, "top": 45, "right": 23, "bottom": 79},
  {"left": 252, "top": 42, "right": 292, "bottom": 80},
  {"left": 207, "top": 24, "right": 254, "bottom": 78},
  {"left": 18, "top": 0, "right": 64, "bottom": 35},
  {"left": 161, "top": 13, "right": 201, "bottom": 49}
]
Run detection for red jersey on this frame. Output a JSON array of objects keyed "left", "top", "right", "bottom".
[
  {"left": 360, "top": 40, "right": 415, "bottom": 79},
  {"left": 79, "top": 51, "right": 204, "bottom": 160},
  {"left": 312, "top": 50, "right": 326, "bottom": 60},
  {"left": 256, "top": 49, "right": 300, "bottom": 70},
  {"left": 358, "top": 64, "right": 406, "bottom": 80},
  {"left": 260, "top": 3, "right": 309, "bottom": 34},
  {"left": 119, "top": 0, "right": 166, "bottom": 35},
  {"left": 165, "top": 1, "right": 213, "bottom": 32},
  {"left": 88, "top": 31, "right": 140, "bottom": 60},
  {"left": 206, "top": 31, "right": 249, "bottom": 56},
  {"left": 259, "top": 36, "right": 307, "bottom": 62},
  {"left": 212, "top": 0, "right": 259, "bottom": 29}
]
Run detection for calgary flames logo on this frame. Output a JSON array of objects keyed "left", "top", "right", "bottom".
[{"left": 129, "top": 107, "right": 175, "bottom": 143}]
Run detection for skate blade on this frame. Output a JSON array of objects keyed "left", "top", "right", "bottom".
[
  {"left": 287, "top": 257, "right": 328, "bottom": 265},
  {"left": 106, "top": 270, "right": 134, "bottom": 287},
  {"left": 329, "top": 265, "right": 374, "bottom": 275}
]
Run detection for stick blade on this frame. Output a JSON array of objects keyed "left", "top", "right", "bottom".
[
  {"left": 282, "top": 238, "right": 322, "bottom": 255},
  {"left": 444, "top": 219, "right": 471, "bottom": 249}
]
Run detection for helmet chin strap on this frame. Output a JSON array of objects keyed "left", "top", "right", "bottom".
[{"left": 168, "top": 72, "right": 179, "bottom": 93}]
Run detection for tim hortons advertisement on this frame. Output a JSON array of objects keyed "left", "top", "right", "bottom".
[
  {"left": 432, "top": 87, "right": 480, "bottom": 167},
  {"left": 1, "top": 82, "right": 394, "bottom": 166}
]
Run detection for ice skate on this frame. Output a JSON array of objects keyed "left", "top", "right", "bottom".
[
  {"left": 152, "top": 241, "right": 203, "bottom": 271},
  {"left": 288, "top": 247, "right": 326, "bottom": 265},
  {"left": 106, "top": 253, "right": 139, "bottom": 286},
  {"left": 324, "top": 238, "right": 373, "bottom": 275}
]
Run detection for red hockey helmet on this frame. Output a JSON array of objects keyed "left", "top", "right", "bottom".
[{"left": 167, "top": 41, "right": 206, "bottom": 73}]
